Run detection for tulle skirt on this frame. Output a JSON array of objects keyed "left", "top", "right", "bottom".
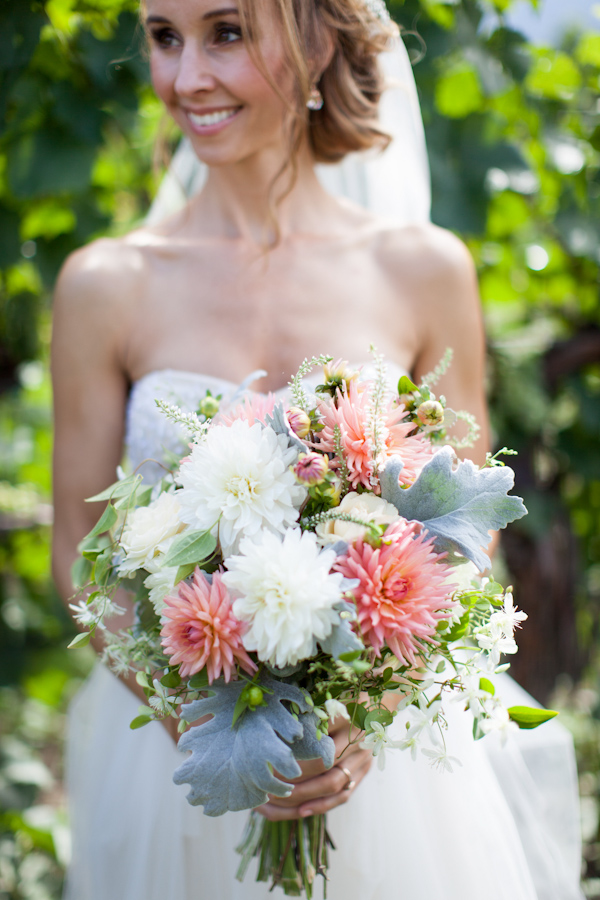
[{"left": 63, "top": 665, "right": 583, "bottom": 900}]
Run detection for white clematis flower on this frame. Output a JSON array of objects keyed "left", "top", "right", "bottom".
[
  {"left": 480, "top": 705, "right": 519, "bottom": 745},
  {"left": 421, "top": 747, "right": 463, "bottom": 773},
  {"left": 325, "top": 698, "right": 350, "bottom": 723},
  {"left": 222, "top": 529, "right": 343, "bottom": 668},
  {"left": 361, "top": 721, "right": 403, "bottom": 770},
  {"left": 177, "top": 419, "right": 305, "bottom": 556},
  {"left": 475, "top": 623, "right": 518, "bottom": 668},
  {"left": 489, "top": 589, "right": 528, "bottom": 641}
]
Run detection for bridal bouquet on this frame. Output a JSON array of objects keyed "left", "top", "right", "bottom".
[{"left": 70, "top": 351, "right": 555, "bottom": 898}]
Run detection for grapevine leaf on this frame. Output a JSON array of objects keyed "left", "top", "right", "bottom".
[
  {"left": 174, "top": 676, "right": 320, "bottom": 816},
  {"left": 380, "top": 448, "right": 527, "bottom": 572}
]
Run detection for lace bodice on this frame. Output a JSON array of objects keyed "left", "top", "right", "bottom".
[{"left": 125, "top": 362, "right": 408, "bottom": 482}]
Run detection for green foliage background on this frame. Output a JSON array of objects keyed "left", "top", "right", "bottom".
[{"left": 0, "top": 0, "right": 599, "bottom": 895}]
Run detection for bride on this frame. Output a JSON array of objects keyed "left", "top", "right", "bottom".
[{"left": 51, "top": 0, "right": 584, "bottom": 897}]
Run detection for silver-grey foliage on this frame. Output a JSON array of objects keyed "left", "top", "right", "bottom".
[
  {"left": 380, "top": 447, "right": 527, "bottom": 572},
  {"left": 173, "top": 676, "right": 333, "bottom": 816},
  {"left": 265, "top": 403, "right": 307, "bottom": 453}
]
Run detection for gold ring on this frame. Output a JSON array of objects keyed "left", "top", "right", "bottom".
[{"left": 336, "top": 764, "right": 355, "bottom": 792}]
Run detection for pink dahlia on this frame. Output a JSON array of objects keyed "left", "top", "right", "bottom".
[
  {"left": 161, "top": 569, "right": 257, "bottom": 683},
  {"left": 317, "top": 382, "right": 434, "bottom": 491},
  {"left": 220, "top": 393, "right": 277, "bottom": 427},
  {"left": 335, "top": 519, "right": 457, "bottom": 666}
]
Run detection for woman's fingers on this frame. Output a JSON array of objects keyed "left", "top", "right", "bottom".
[{"left": 256, "top": 743, "right": 373, "bottom": 821}]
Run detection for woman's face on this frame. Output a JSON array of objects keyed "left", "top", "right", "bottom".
[{"left": 145, "top": 0, "right": 292, "bottom": 169}]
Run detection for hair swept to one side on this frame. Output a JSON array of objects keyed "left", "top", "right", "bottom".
[{"left": 237, "top": 0, "right": 398, "bottom": 165}]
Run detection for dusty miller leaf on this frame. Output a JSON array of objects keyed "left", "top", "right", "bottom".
[
  {"left": 174, "top": 676, "right": 326, "bottom": 816},
  {"left": 380, "top": 447, "right": 527, "bottom": 572},
  {"left": 318, "top": 600, "right": 364, "bottom": 659},
  {"left": 265, "top": 403, "right": 307, "bottom": 453},
  {"left": 288, "top": 712, "right": 335, "bottom": 766}
]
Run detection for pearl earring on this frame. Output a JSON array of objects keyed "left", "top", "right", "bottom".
[{"left": 306, "top": 87, "right": 324, "bottom": 111}]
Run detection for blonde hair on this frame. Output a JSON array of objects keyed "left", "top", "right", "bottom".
[
  {"left": 236, "top": 0, "right": 397, "bottom": 164},
  {"left": 141, "top": 0, "right": 398, "bottom": 238}
]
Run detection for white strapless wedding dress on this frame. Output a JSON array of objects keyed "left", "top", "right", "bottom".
[{"left": 63, "top": 367, "right": 584, "bottom": 900}]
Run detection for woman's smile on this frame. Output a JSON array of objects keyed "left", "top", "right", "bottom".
[
  {"left": 146, "top": 0, "right": 290, "bottom": 167},
  {"left": 186, "top": 105, "right": 243, "bottom": 135}
]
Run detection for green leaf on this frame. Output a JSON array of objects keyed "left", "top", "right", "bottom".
[
  {"left": 338, "top": 650, "right": 361, "bottom": 663},
  {"left": 161, "top": 671, "right": 182, "bottom": 689},
  {"left": 130, "top": 714, "right": 154, "bottom": 730},
  {"left": 93, "top": 548, "right": 114, "bottom": 586},
  {"left": 444, "top": 608, "right": 470, "bottom": 642},
  {"left": 576, "top": 34, "right": 600, "bottom": 68},
  {"left": 397, "top": 375, "right": 418, "bottom": 395},
  {"left": 525, "top": 51, "right": 582, "bottom": 101},
  {"left": 86, "top": 474, "right": 142, "bottom": 503},
  {"left": 136, "top": 486, "right": 154, "bottom": 507},
  {"left": 88, "top": 503, "right": 118, "bottom": 537},
  {"left": 175, "top": 563, "right": 197, "bottom": 583},
  {"left": 7, "top": 126, "right": 96, "bottom": 198},
  {"left": 346, "top": 702, "right": 368, "bottom": 731},
  {"left": 163, "top": 531, "right": 217, "bottom": 568},
  {"left": 364, "top": 709, "right": 394, "bottom": 730},
  {"left": 507, "top": 706, "right": 559, "bottom": 730},
  {"left": 435, "top": 66, "right": 484, "bottom": 119},
  {"left": 479, "top": 677, "right": 496, "bottom": 696},
  {"left": 82, "top": 547, "right": 103, "bottom": 562},
  {"left": 71, "top": 556, "right": 92, "bottom": 589},
  {"left": 231, "top": 693, "right": 250, "bottom": 727},
  {"left": 68, "top": 631, "right": 92, "bottom": 649},
  {"left": 352, "top": 659, "right": 372, "bottom": 675},
  {"left": 136, "top": 671, "right": 151, "bottom": 689},
  {"left": 188, "top": 671, "right": 210, "bottom": 690}
]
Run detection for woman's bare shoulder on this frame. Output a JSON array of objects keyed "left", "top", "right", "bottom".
[
  {"left": 373, "top": 221, "right": 477, "bottom": 298},
  {"left": 54, "top": 232, "right": 155, "bottom": 317}
]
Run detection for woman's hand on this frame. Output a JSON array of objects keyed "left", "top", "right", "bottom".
[{"left": 255, "top": 718, "right": 373, "bottom": 821}]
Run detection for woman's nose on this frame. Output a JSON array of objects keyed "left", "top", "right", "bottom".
[{"left": 174, "top": 42, "right": 217, "bottom": 97}]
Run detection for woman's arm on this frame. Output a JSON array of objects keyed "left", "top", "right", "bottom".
[
  {"left": 405, "top": 225, "right": 490, "bottom": 467},
  {"left": 51, "top": 239, "right": 167, "bottom": 719},
  {"left": 52, "top": 240, "right": 131, "bottom": 604}
]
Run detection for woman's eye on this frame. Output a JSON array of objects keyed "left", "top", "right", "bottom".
[
  {"left": 213, "top": 23, "right": 242, "bottom": 46},
  {"left": 149, "top": 27, "right": 181, "bottom": 49}
]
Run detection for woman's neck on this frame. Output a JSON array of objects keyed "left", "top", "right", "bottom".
[{"left": 184, "top": 143, "right": 345, "bottom": 245}]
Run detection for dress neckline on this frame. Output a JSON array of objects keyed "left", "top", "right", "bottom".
[
  {"left": 131, "top": 360, "right": 409, "bottom": 395},
  {"left": 132, "top": 368, "right": 242, "bottom": 391}
]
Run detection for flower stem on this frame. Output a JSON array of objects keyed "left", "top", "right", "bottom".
[{"left": 236, "top": 812, "right": 332, "bottom": 897}]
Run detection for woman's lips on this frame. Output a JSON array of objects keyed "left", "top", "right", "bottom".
[{"left": 186, "top": 107, "right": 242, "bottom": 134}]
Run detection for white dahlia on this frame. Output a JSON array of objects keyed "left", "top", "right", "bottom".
[
  {"left": 177, "top": 419, "right": 305, "bottom": 556},
  {"left": 223, "top": 529, "right": 344, "bottom": 668},
  {"left": 118, "top": 491, "right": 185, "bottom": 577}
]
